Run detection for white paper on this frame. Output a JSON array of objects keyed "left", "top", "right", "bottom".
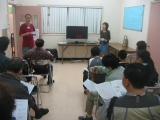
[
  {"left": 83, "top": 79, "right": 96, "bottom": 92},
  {"left": 84, "top": 68, "right": 89, "bottom": 72},
  {"left": 21, "top": 81, "right": 34, "bottom": 94},
  {"left": 95, "top": 82, "right": 116, "bottom": 100},
  {"left": 110, "top": 80, "right": 126, "bottom": 97},
  {"left": 100, "top": 38, "right": 104, "bottom": 41},
  {"left": 30, "top": 31, "right": 37, "bottom": 34},
  {"left": 58, "top": 42, "right": 67, "bottom": 44},
  {"left": 12, "top": 99, "right": 28, "bottom": 120}
]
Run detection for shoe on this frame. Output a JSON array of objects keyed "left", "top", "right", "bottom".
[
  {"left": 47, "top": 80, "right": 55, "bottom": 85},
  {"left": 78, "top": 116, "right": 93, "bottom": 120},
  {"left": 35, "top": 108, "right": 49, "bottom": 119}
]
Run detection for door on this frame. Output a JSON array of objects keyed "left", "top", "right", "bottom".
[
  {"left": 15, "top": 6, "right": 42, "bottom": 58},
  {"left": 147, "top": 2, "right": 160, "bottom": 75}
]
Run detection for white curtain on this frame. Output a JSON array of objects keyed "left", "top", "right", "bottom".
[
  {"left": 67, "top": 8, "right": 85, "bottom": 26},
  {"left": 42, "top": 7, "right": 67, "bottom": 33},
  {"left": 42, "top": 7, "right": 102, "bottom": 34},
  {"left": 84, "top": 8, "right": 102, "bottom": 34}
]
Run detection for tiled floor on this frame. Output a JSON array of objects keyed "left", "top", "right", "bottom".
[{"left": 31, "top": 61, "right": 97, "bottom": 120}]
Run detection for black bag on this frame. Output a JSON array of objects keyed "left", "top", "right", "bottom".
[
  {"left": 45, "top": 48, "right": 58, "bottom": 58},
  {"left": 94, "top": 74, "right": 106, "bottom": 84},
  {"left": 107, "top": 96, "right": 118, "bottom": 120}
]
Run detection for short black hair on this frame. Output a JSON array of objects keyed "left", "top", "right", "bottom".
[
  {"left": 25, "top": 14, "right": 32, "bottom": 18},
  {"left": 102, "top": 53, "right": 119, "bottom": 69},
  {"left": 35, "top": 39, "right": 44, "bottom": 48},
  {"left": 91, "top": 47, "right": 100, "bottom": 56},
  {"left": 103, "top": 22, "right": 109, "bottom": 30},
  {"left": 0, "top": 82, "right": 15, "bottom": 120},
  {"left": 136, "top": 41, "right": 147, "bottom": 51},
  {"left": 118, "top": 50, "right": 127, "bottom": 60},
  {"left": 7, "top": 57, "right": 24, "bottom": 73},
  {"left": 0, "top": 37, "right": 10, "bottom": 51},
  {"left": 124, "top": 63, "right": 149, "bottom": 89},
  {"left": 137, "top": 50, "right": 155, "bottom": 74}
]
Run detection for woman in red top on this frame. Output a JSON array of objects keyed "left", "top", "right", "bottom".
[{"left": 19, "top": 14, "right": 35, "bottom": 55}]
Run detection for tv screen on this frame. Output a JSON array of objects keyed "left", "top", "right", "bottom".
[{"left": 66, "top": 26, "right": 88, "bottom": 39}]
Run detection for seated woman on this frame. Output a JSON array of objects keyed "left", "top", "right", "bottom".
[
  {"left": 0, "top": 82, "right": 15, "bottom": 120},
  {"left": 136, "top": 50, "right": 158, "bottom": 86},
  {"left": 79, "top": 54, "right": 125, "bottom": 120}
]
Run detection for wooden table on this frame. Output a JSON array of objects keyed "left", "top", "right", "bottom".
[
  {"left": 109, "top": 43, "right": 136, "bottom": 55},
  {"left": 58, "top": 42, "right": 99, "bottom": 64}
]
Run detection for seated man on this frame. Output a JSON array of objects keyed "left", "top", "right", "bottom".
[
  {"left": 127, "top": 40, "right": 147, "bottom": 60},
  {"left": 83, "top": 47, "right": 103, "bottom": 94},
  {"left": 0, "top": 57, "right": 49, "bottom": 119},
  {"left": 0, "top": 36, "right": 10, "bottom": 73},
  {"left": 0, "top": 82, "right": 15, "bottom": 120},
  {"left": 118, "top": 50, "right": 128, "bottom": 68},
  {"left": 98, "top": 63, "right": 160, "bottom": 120},
  {"left": 23, "top": 39, "right": 54, "bottom": 84},
  {"left": 79, "top": 54, "right": 125, "bottom": 120}
]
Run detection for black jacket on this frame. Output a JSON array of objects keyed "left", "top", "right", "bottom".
[
  {"left": 0, "top": 73, "right": 35, "bottom": 107},
  {"left": 0, "top": 51, "right": 10, "bottom": 73}
]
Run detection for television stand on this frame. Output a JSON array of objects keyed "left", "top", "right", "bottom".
[{"left": 68, "top": 41, "right": 85, "bottom": 44}]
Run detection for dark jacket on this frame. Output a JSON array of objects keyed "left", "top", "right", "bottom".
[
  {"left": 0, "top": 51, "right": 10, "bottom": 73},
  {"left": 146, "top": 70, "right": 159, "bottom": 86},
  {"left": 0, "top": 73, "right": 35, "bottom": 107},
  {"left": 100, "top": 30, "right": 111, "bottom": 44}
]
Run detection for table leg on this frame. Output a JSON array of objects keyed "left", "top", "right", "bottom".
[{"left": 62, "top": 46, "right": 63, "bottom": 64}]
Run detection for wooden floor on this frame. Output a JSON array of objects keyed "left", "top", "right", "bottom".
[{"left": 31, "top": 61, "right": 97, "bottom": 120}]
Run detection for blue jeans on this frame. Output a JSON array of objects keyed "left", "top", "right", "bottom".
[
  {"left": 99, "top": 42, "right": 109, "bottom": 54},
  {"left": 22, "top": 47, "right": 34, "bottom": 55}
]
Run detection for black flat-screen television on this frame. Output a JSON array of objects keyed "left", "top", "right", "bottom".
[{"left": 66, "top": 26, "right": 88, "bottom": 40}]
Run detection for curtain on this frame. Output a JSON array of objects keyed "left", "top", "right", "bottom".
[{"left": 42, "top": 7, "right": 102, "bottom": 34}]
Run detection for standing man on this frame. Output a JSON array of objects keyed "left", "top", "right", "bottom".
[{"left": 19, "top": 14, "right": 35, "bottom": 55}]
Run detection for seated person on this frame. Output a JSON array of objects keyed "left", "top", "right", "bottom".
[
  {"left": 23, "top": 39, "right": 54, "bottom": 84},
  {"left": 136, "top": 50, "right": 158, "bottom": 86},
  {"left": 127, "top": 41, "right": 147, "bottom": 60},
  {"left": 79, "top": 54, "right": 125, "bottom": 120},
  {"left": 0, "top": 36, "right": 10, "bottom": 73},
  {"left": 0, "top": 82, "right": 15, "bottom": 120},
  {"left": 0, "top": 57, "right": 49, "bottom": 119},
  {"left": 83, "top": 47, "right": 103, "bottom": 94},
  {"left": 118, "top": 50, "right": 128, "bottom": 68},
  {"left": 98, "top": 63, "right": 160, "bottom": 120}
]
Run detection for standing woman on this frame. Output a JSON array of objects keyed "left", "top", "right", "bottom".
[{"left": 99, "top": 22, "right": 111, "bottom": 56}]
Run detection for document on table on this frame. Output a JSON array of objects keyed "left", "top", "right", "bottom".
[
  {"left": 58, "top": 42, "right": 67, "bottom": 44},
  {"left": 21, "top": 81, "right": 34, "bottom": 94},
  {"left": 12, "top": 99, "right": 28, "bottom": 120},
  {"left": 95, "top": 82, "right": 116, "bottom": 100},
  {"left": 83, "top": 79, "right": 96, "bottom": 92},
  {"left": 111, "top": 80, "right": 126, "bottom": 97}
]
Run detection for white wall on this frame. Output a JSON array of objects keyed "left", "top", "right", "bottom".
[
  {"left": 0, "top": 0, "right": 12, "bottom": 57},
  {"left": 16, "top": 0, "right": 122, "bottom": 57},
  {"left": 119, "top": 0, "right": 154, "bottom": 49}
]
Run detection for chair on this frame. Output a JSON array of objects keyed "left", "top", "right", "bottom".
[
  {"left": 145, "top": 86, "right": 160, "bottom": 95},
  {"left": 31, "top": 60, "right": 53, "bottom": 93}
]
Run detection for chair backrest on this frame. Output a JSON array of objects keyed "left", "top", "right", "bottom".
[
  {"left": 145, "top": 86, "right": 160, "bottom": 95},
  {"left": 31, "top": 60, "right": 51, "bottom": 66}
]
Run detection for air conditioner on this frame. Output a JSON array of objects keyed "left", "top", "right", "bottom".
[{"left": 8, "top": 0, "right": 17, "bottom": 4}]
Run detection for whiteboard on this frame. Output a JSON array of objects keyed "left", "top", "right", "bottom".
[{"left": 123, "top": 5, "right": 145, "bottom": 31}]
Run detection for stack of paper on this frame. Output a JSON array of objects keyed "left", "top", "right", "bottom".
[
  {"left": 12, "top": 99, "right": 28, "bottom": 120},
  {"left": 83, "top": 79, "right": 126, "bottom": 100}
]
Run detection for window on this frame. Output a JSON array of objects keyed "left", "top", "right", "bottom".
[{"left": 42, "top": 7, "right": 102, "bottom": 34}]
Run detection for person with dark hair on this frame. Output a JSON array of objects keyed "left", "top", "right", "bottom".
[
  {"left": 97, "top": 63, "right": 160, "bottom": 120},
  {"left": 98, "top": 22, "right": 111, "bottom": 56},
  {"left": 0, "top": 36, "right": 10, "bottom": 73},
  {"left": 79, "top": 54, "right": 124, "bottom": 120},
  {"left": 118, "top": 50, "right": 128, "bottom": 68},
  {"left": 19, "top": 14, "right": 35, "bottom": 55},
  {"left": 23, "top": 39, "right": 55, "bottom": 84},
  {"left": 0, "top": 57, "right": 49, "bottom": 119},
  {"left": 136, "top": 50, "right": 158, "bottom": 86},
  {"left": 136, "top": 41, "right": 147, "bottom": 51},
  {"left": 83, "top": 47, "right": 103, "bottom": 94},
  {"left": 0, "top": 82, "right": 15, "bottom": 120}
]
